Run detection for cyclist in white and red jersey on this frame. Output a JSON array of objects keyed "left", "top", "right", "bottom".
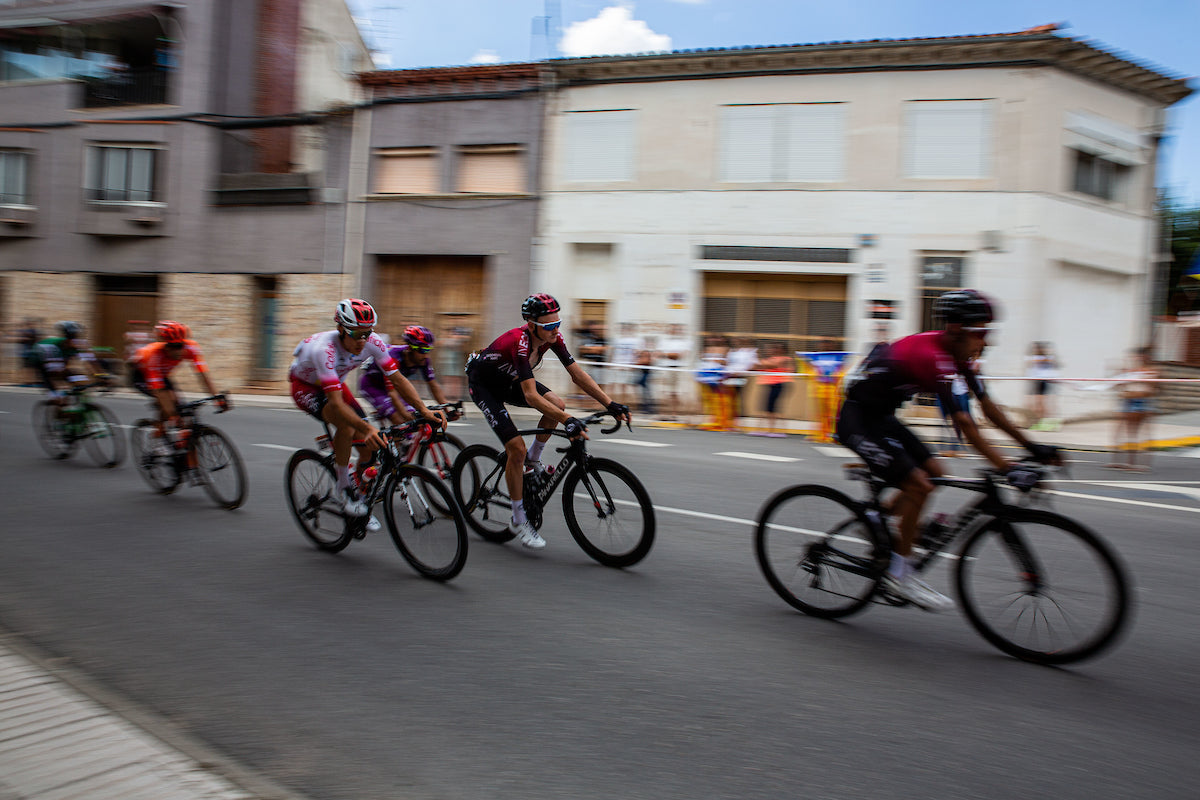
[
  {"left": 466, "top": 292, "right": 629, "bottom": 549},
  {"left": 290, "top": 299, "right": 445, "bottom": 520},
  {"left": 837, "top": 290, "right": 1060, "bottom": 611}
]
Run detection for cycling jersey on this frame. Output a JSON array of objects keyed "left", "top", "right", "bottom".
[
  {"left": 288, "top": 330, "right": 398, "bottom": 393},
  {"left": 32, "top": 336, "right": 96, "bottom": 372},
  {"left": 468, "top": 326, "right": 575, "bottom": 387},
  {"left": 359, "top": 344, "right": 436, "bottom": 418},
  {"left": 844, "top": 331, "right": 987, "bottom": 416},
  {"left": 133, "top": 340, "right": 207, "bottom": 391}
]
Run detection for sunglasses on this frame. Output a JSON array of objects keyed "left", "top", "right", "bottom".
[
  {"left": 342, "top": 328, "right": 374, "bottom": 341},
  {"left": 964, "top": 326, "right": 990, "bottom": 340},
  {"left": 531, "top": 320, "right": 562, "bottom": 333},
  {"left": 409, "top": 345, "right": 432, "bottom": 354}
]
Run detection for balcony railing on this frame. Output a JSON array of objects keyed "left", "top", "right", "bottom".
[{"left": 80, "top": 68, "right": 169, "bottom": 108}]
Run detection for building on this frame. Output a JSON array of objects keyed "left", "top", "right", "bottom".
[
  {"left": 0, "top": 0, "right": 371, "bottom": 391},
  {"left": 535, "top": 25, "right": 1191, "bottom": 414}
]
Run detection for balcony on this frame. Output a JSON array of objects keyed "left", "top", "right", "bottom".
[{"left": 79, "top": 68, "right": 169, "bottom": 108}]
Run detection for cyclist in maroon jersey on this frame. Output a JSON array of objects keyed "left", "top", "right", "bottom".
[
  {"left": 466, "top": 293, "right": 629, "bottom": 549},
  {"left": 836, "top": 290, "right": 1060, "bottom": 611}
]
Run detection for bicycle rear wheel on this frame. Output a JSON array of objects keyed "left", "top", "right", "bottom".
[
  {"left": 562, "top": 457, "right": 655, "bottom": 567},
  {"left": 79, "top": 403, "right": 125, "bottom": 468},
  {"left": 285, "top": 449, "right": 352, "bottom": 552},
  {"left": 755, "top": 485, "right": 888, "bottom": 618},
  {"left": 130, "top": 420, "right": 181, "bottom": 494},
  {"left": 383, "top": 464, "right": 468, "bottom": 580},
  {"left": 32, "top": 401, "right": 74, "bottom": 460},
  {"left": 193, "top": 425, "right": 247, "bottom": 509},
  {"left": 417, "top": 432, "right": 466, "bottom": 515},
  {"left": 955, "top": 509, "right": 1131, "bottom": 664},
  {"left": 451, "top": 444, "right": 515, "bottom": 542}
]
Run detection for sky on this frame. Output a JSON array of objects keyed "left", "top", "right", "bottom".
[{"left": 344, "top": 0, "right": 1200, "bottom": 205}]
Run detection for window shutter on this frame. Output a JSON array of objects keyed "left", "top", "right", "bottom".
[
  {"left": 782, "top": 104, "right": 843, "bottom": 182},
  {"left": 905, "top": 100, "right": 992, "bottom": 179},
  {"left": 564, "top": 110, "right": 636, "bottom": 182},
  {"left": 457, "top": 146, "right": 525, "bottom": 193},
  {"left": 719, "top": 106, "right": 774, "bottom": 182},
  {"left": 376, "top": 148, "right": 439, "bottom": 194}
]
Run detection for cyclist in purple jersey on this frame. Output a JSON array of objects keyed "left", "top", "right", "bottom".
[
  {"left": 360, "top": 325, "right": 456, "bottom": 425},
  {"left": 836, "top": 290, "right": 1060, "bottom": 612},
  {"left": 466, "top": 293, "right": 630, "bottom": 549}
]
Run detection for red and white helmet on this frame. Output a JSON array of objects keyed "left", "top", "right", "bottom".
[
  {"left": 334, "top": 298, "right": 377, "bottom": 329},
  {"left": 403, "top": 324, "right": 435, "bottom": 349},
  {"left": 155, "top": 320, "right": 189, "bottom": 343}
]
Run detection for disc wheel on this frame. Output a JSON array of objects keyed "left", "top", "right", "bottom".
[
  {"left": 755, "top": 485, "right": 889, "bottom": 618},
  {"left": 193, "top": 425, "right": 248, "bottom": 509},
  {"left": 79, "top": 403, "right": 125, "bottom": 468},
  {"left": 451, "top": 443, "right": 515, "bottom": 543},
  {"left": 32, "top": 401, "right": 75, "bottom": 460},
  {"left": 286, "top": 449, "right": 352, "bottom": 552},
  {"left": 130, "top": 420, "right": 181, "bottom": 494},
  {"left": 561, "top": 457, "right": 655, "bottom": 567},
  {"left": 383, "top": 464, "right": 468, "bottom": 580},
  {"left": 955, "top": 509, "right": 1132, "bottom": 664}
]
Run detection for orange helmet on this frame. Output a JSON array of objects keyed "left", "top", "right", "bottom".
[{"left": 156, "top": 320, "right": 189, "bottom": 343}]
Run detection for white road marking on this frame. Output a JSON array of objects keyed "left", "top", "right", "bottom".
[
  {"left": 715, "top": 451, "right": 801, "bottom": 463},
  {"left": 595, "top": 439, "right": 672, "bottom": 448},
  {"left": 254, "top": 443, "right": 297, "bottom": 452},
  {"left": 814, "top": 446, "right": 854, "bottom": 457},
  {"left": 1043, "top": 489, "right": 1200, "bottom": 514}
]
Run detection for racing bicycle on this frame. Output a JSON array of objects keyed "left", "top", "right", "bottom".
[
  {"left": 32, "top": 382, "right": 125, "bottom": 468},
  {"left": 754, "top": 461, "right": 1131, "bottom": 664},
  {"left": 130, "top": 395, "right": 247, "bottom": 509},
  {"left": 450, "top": 410, "right": 655, "bottom": 568},
  {"left": 285, "top": 418, "right": 468, "bottom": 581},
  {"left": 370, "top": 401, "right": 466, "bottom": 513}
]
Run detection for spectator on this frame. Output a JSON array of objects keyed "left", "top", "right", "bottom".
[
  {"left": 1026, "top": 341, "right": 1061, "bottom": 431},
  {"left": 751, "top": 341, "right": 794, "bottom": 437},
  {"left": 696, "top": 334, "right": 730, "bottom": 430},
  {"left": 655, "top": 323, "right": 692, "bottom": 419},
  {"left": 1107, "top": 346, "right": 1160, "bottom": 472},
  {"left": 633, "top": 332, "right": 657, "bottom": 414},
  {"left": 16, "top": 318, "right": 41, "bottom": 386},
  {"left": 611, "top": 322, "right": 644, "bottom": 405},
  {"left": 724, "top": 337, "right": 760, "bottom": 427},
  {"left": 577, "top": 321, "right": 610, "bottom": 399}
]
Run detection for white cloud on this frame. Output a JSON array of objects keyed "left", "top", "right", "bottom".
[
  {"left": 469, "top": 49, "right": 501, "bottom": 64},
  {"left": 560, "top": 4, "right": 672, "bottom": 58}
]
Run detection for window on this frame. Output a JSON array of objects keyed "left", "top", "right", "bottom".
[
  {"left": 375, "top": 147, "right": 440, "bottom": 194},
  {"left": 918, "top": 254, "right": 967, "bottom": 332},
  {"left": 86, "top": 145, "right": 160, "bottom": 202},
  {"left": 0, "top": 150, "right": 30, "bottom": 205},
  {"left": 1072, "top": 150, "right": 1127, "bottom": 202},
  {"left": 701, "top": 273, "right": 847, "bottom": 351},
  {"left": 719, "top": 103, "right": 844, "bottom": 182},
  {"left": 904, "top": 100, "right": 992, "bottom": 179},
  {"left": 457, "top": 144, "right": 526, "bottom": 193},
  {"left": 563, "top": 110, "right": 636, "bottom": 183}
]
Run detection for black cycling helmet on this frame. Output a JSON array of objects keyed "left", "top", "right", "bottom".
[
  {"left": 57, "top": 321, "right": 83, "bottom": 339},
  {"left": 521, "top": 293, "right": 561, "bottom": 321},
  {"left": 935, "top": 290, "right": 995, "bottom": 325}
]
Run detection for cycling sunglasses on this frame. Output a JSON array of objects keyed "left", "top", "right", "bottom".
[
  {"left": 964, "top": 326, "right": 990, "bottom": 341},
  {"left": 409, "top": 345, "right": 432, "bottom": 353},
  {"left": 342, "top": 327, "right": 375, "bottom": 341},
  {"left": 531, "top": 320, "right": 562, "bottom": 332}
]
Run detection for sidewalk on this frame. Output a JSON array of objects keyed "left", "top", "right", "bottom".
[{"left": 0, "top": 634, "right": 302, "bottom": 800}]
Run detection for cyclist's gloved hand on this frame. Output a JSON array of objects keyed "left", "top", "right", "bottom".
[
  {"left": 1006, "top": 465, "right": 1040, "bottom": 493},
  {"left": 607, "top": 401, "right": 629, "bottom": 419},
  {"left": 215, "top": 393, "right": 231, "bottom": 413},
  {"left": 563, "top": 417, "right": 587, "bottom": 438},
  {"left": 1026, "top": 442, "right": 1059, "bottom": 465}
]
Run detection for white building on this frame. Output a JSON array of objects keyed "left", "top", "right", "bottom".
[{"left": 536, "top": 25, "right": 1190, "bottom": 416}]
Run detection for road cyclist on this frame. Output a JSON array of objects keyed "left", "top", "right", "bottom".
[
  {"left": 463, "top": 292, "right": 630, "bottom": 549},
  {"left": 289, "top": 299, "right": 446, "bottom": 533},
  {"left": 833, "top": 289, "right": 1062, "bottom": 611},
  {"left": 130, "top": 321, "right": 228, "bottom": 454}
]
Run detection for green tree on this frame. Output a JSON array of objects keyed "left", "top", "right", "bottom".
[{"left": 1161, "top": 193, "right": 1200, "bottom": 316}]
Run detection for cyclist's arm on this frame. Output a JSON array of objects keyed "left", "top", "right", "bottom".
[
  {"left": 427, "top": 377, "right": 449, "bottom": 406},
  {"left": 565, "top": 361, "right": 615, "bottom": 409},
  {"left": 386, "top": 371, "right": 444, "bottom": 428},
  {"left": 951, "top": 411, "right": 1010, "bottom": 471},
  {"left": 521, "top": 377, "right": 572, "bottom": 424},
  {"left": 977, "top": 395, "right": 1037, "bottom": 453},
  {"left": 325, "top": 387, "right": 383, "bottom": 446}
]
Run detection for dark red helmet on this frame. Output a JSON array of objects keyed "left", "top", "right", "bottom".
[
  {"left": 403, "top": 324, "right": 435, "bottom": 348},
  {"left": 155, "top": 320, "right": 190, "bottom": 343},
  {"left": 521, "top": 293, "right": 560, "bottom": 321},
  {"left": 334, "top": 298, "right": 377, "bottom": 329},
  {"left": 934, "top": 290, "right": 995, "bottom": 325}
]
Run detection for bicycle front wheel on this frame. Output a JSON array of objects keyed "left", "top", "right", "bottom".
[
  {"left": 193, "top": 425, "right": 247, "bottom": 509},
  {"left": 285, "top": 449, "right": 352, "bottom": 552},
  {"left": 417, "top": 432, "right": 466, "bottom": 516},
  {"left": 130, "top": 420, "right": 180, "bottom": 494},
  {"left": 383, "top": 464, "right": 468, "bottom": 581},
  {"left": 755, "top": 485, "right": 888, "bottom": 619},
  {"left": 451, "top": 444, "right": 515, "bottom": 543},
  {"left": 32, "top": 401, "right": 74, "bottom": 460},
  {"left": 80, "top": 403, "right": 125, "bottom": 468},
  {"left": 562, "top": 457, "right": 655, "bottom": 568},
  {"left": 955, "top": 509, "right": 1132, "bottom": 664}
]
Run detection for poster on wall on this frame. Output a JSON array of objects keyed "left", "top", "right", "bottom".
[{"left": 668, "top": 291, "right": 688, "bottom": 310}]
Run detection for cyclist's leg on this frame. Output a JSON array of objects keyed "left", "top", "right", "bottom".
[
  {"left": 468, "top": 379, "right": 525, "bottom": 506},
  {"left": 522, "top": 382, "right": 563, "bottom": 464}
]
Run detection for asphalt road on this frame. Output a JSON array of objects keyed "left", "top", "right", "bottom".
[{"left": 1, "top": 388, "right": 1198, "bottom": 800}]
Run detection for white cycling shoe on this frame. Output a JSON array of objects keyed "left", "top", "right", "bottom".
[
  {"left": 340, "top": 487, "right": 369, "bottom": 518},
  {"left": 882, "top": 574, "right": 955, "bottom": 613},
  {"left": 509, "top": 518, "right": 546, "bottom": 549}
]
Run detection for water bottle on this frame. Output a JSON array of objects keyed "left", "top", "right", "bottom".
[
  {"left": 920, "top": 513, "right": 955, "bottom": 552},
  {"left": 361, "top": 465, "right": 379, "bottom": 485}
]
